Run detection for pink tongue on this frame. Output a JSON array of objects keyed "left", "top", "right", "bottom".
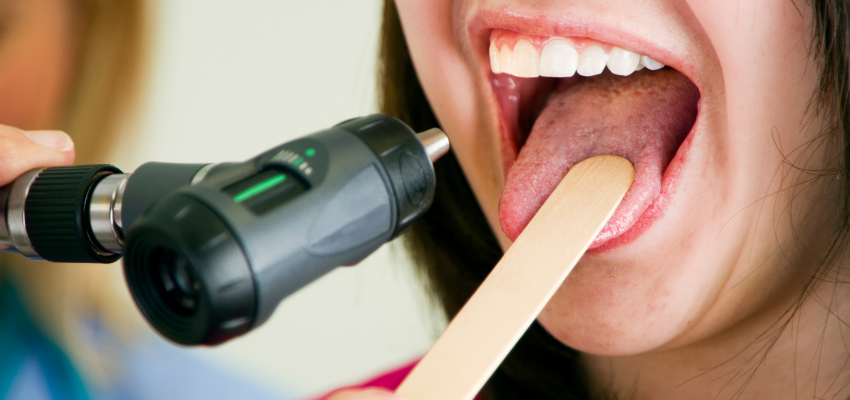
[{"left": 499, "top": 69, "right": 698, "bottom": 247}]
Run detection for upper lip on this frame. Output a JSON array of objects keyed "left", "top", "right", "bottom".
[{"left": 466, "top": 5, "right": 705, "bottom": 87}]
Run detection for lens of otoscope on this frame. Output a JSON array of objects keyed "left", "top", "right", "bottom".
[
  {"left": 125, "top": 195, "right": 256, "bottom": 345},
  {"left": 149, "top": 247, "right": 200, "bottom": 316}
]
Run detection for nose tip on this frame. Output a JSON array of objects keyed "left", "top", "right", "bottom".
[{"left": 416, "top": 128, "right": 450, "bottom": 163}]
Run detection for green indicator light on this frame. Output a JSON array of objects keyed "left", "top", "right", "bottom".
[
  {"left": 234, "top": 175, "right": 285, "bottom": 203},
  {"left": 305, "top": 148, "right": 315, "bottom": 157},
  {"left": 293, "top": 157, "right": 304, "bottom": 167}
]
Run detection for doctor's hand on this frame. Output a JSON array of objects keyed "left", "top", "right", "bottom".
[
  {"left": 0, "top": 125, "right": 74, "bottom": 185},
  {"left": 325, "top": 388, "right": 403, "bottom": 400}
]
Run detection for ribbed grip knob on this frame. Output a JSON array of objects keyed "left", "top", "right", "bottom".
[{"left": 25, "top": 165, "right": 122, "bottom": 263}]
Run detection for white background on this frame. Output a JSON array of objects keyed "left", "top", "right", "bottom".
[{"left": 116, "top": 1, "right": 441, "bottom": 398}]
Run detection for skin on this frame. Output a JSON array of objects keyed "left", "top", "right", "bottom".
[
  {"left": 0, "top": 0, "right": 76, "bottom": 186},
  {"left": 336, "top": 0, "right": 850, "bottom": 399},
  {"left": 3, "top": 0, "right": 845, "bottom": 398}
]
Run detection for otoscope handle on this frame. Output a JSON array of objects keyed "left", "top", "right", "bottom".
[
  {"left": 0, "top": 162, "right": 211, "bottom": 262},
  {"left": 0, "top": 165, "right": 122, "bottom": 262}
]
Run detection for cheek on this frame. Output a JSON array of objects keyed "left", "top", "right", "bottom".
[
  {"left": 687, "top": 0, "right": 827, "bottom": 284},
  {"left": 688, "top": 0, "right": 816, "bottom": 165},
  {"left": 0, "top": 1, "right": 74, "bottom": 129},
  {"left": 0, "top": 51, "right": 62, "bottom": 129}
]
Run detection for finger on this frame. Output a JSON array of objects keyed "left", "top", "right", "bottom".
[
  {"left": 0, "top": 126, "right": 75, "bottom": 185},
  {"left": 325, "top": 388, "right": 403, "bottom": 400}
]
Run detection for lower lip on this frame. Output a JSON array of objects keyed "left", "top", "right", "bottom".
[{"left": 497, "top": 96, "right": 700, "bottom": 252}]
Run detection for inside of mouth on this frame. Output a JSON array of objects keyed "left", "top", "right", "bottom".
[{"left": 496, "top": 68, "right": 700, "bottom": 246}]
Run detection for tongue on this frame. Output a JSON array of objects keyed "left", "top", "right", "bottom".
[{"left": 499, "top": 69, "right": 698, "bottom": 248}]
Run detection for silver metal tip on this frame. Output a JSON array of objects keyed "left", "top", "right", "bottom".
[{"left": 415, "top": 128, "right": 450, "bottom": 163}]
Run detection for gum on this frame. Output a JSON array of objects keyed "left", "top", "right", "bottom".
[{"left": 490, "top": 29, "right": 615, "bottom": 53}]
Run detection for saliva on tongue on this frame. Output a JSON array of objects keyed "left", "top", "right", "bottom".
[{"left": 499, "top": 69, "right": 699, "bottom": 248}]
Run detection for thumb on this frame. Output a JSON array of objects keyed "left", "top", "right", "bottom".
[{"left": 0, "top": 125, "right": 75, "bottom": 185}]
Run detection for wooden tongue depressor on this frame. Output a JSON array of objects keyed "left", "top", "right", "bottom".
[{"left": 395, "top": 155, "right": 635, "bottom": 400}]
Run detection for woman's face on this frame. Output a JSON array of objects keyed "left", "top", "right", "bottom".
[
  {"left": 0, "top": 0, "right": 75, "bottom": 129},
  {"left": 395, "top": 0, "right": 832, "bottom": 354}
]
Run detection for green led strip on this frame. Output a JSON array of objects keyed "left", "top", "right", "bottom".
[{"left": 234, "top": 174, "right": 285, "bottom": 203}]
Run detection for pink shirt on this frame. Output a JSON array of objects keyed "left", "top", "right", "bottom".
[{"left": 313, "top": 360, "right": 483, "bottom": 400}]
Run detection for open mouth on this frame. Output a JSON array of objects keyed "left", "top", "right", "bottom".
[{"left": 490, "top": 30, "right": 700, "bottom": 249}]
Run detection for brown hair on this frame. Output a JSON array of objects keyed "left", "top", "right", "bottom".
[
  {"left": 378, "top": 0, "right": 850, "bottom": 399},
  {"left": 62, "top": 0, "right": 149, "bottom": 165}
]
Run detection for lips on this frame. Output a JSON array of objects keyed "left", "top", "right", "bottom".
[
  {"left": 471, "top": 14, "right": 705, "bottom": 249},
  {"left": 498, "top": 69, "right": 699, "bottom": 248}
]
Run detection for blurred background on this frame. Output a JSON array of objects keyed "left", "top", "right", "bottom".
[{"left": 111, "top": 1, "right": 440, "bottom": 398}]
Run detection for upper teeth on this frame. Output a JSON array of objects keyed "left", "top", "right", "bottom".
[{"left": 490, "top": 38, "right": 665, "bottom": 78}]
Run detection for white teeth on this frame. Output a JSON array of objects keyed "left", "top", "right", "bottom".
[
  {"left": 539, "top": 40, "right": 578, "bottom": 77},
  {"left": 577, "top": 44, "right": 610, "bottom": 76},
  {"left": 510, "top": 39, "right": 540, "bottom": 78},
  {"left": 607, "top": 47, "right": 640, "bottom": 76},
  {"left": 499, "top": 45, "right": 512, "bottom": 75},
  {"left": 641, "top": 55, "right": 665, "bottom": 70},
  {"left": 489, "top": 41, "right": 501, "bottom": 74},
  {"left": 489, "top": 38, "right": 665, "bottom": 77}
]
